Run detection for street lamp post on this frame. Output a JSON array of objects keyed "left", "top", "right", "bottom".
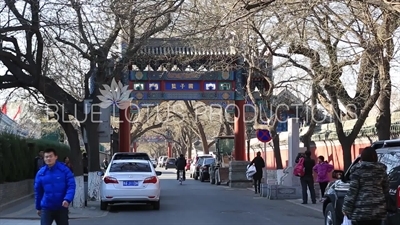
[{"left": 246, "top": 124, "right": 253, "bottom": 161}]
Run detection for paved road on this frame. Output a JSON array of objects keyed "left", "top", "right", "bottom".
[{"left": 1, "top": 168, "right": 324, "bottom": 225}]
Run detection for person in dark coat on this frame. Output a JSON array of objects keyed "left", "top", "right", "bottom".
[
  {"left": 250, "top": 151, "right": 265, "bottom": 194},
  {"left": 342, "top": 147, "right": 389, "bottom": 225},
  {"left": 296, "top": 150, "right": 316, "bottom": 204},
  {"left": 175, "top": 154, "right": 187, "bottom": 181}
]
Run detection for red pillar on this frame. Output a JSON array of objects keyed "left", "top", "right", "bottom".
[
  {"left": 234, "top": 100, "right": 246, "bottom": 161},
  {"left": 119, "top": 108, "right": 131, "bottom": 152},
  {"left": 167, "top": 142, "right": 172, "bottom": 157}
]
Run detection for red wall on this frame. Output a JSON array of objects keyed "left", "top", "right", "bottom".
[{"left": 250, "top": 139, "right": 372, "bottom": 170}]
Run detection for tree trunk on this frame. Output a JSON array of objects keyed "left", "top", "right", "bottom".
[
  {"left": 61, "top": 122, "right": 85, "bottom": 208},
  {"left": 188, "top": 138, "right": 192, "bottom": 159},
  {"left": 301, "top": 126, "right": 317, "bottom": 152},
  {"left": 198, "top": 123, "right": 209, "bottom": 154},
  {"left": 270, "top": 129, "right": 283, "bottom": 169},
  {"left": 302, "top": 137, "right": 311, "bottom": 152},
  {"left": 376, "top": 93, "right": 391, "bottom": 140},
  {"left": 85, "top": 122, "right": 101, "bottom": 201},
  {"left": 301, "top": 84, "right": 318, "bottom": 151},
  {"left": 375, "top": 59, "right": 391, "bottom": 140},
  {"left": 184, "top": 101, "right": 209, "bottom": 153},
  {"left": 340, "top": 139, "right": 353, "bottom": 171}
]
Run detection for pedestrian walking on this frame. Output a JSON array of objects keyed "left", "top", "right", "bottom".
[
  {"left": 295, "top": 150, "right": 317, "bottom": 204},
  {"left": 250, "top": 151, "right": 265, "bottom": 194},
  {"left": 313, "top": 156, "right": 333, "bottom": 202},
  {"left": 35, "top": 148, "right": 76, "bottom": 225},
  {"left": 342, "top": 147, "right": 389, "bottom": 225}
]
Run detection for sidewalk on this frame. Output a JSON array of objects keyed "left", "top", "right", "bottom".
[
  {"left": 285, "top": 199, "right": 323, "bottom": 213},
  {"left": 245, "top": 187, "right": 323, "bottom": 213},
  {"left": 0, "top": 199, "right": 108, "bottom": 220}
]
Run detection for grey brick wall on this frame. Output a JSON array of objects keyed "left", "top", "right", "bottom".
[{"left": 0, "top": 179, "right": 34, "bottom": 207}]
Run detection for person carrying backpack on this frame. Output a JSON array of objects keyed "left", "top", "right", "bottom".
[{"left": 294, "top": 150, "right": 316, "bottom": 204}]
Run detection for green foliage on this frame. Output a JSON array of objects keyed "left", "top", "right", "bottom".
[{"left": 0, "top": 133, "right": 70, "bottom": 183}]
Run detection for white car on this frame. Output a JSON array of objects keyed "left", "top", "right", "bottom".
[
  {"left": 150, "top": 158, "right": 157, "bottom": 168},
  {"left": 98, "top": 159, "right": 162, "bottom": 211}
]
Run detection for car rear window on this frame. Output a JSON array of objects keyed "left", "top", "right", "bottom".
[
  {"left": 378, "top": 152, "right": 400, "bottom": 177},
  {"left": 109, "top": 162, "right": 152, "bottom": 172},
  {"left": 113, "top": 154, "right": 150, "bottom": 160},
  {"left": 204, "top": 158, "right": 215, "bottom": 165},
  {"left": 168, "top": 158, "right": 176, "bottom": 162}
]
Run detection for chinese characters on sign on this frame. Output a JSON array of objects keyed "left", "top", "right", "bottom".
[{"left": 166, "top": 82, "right": 200, "bottom": 90}]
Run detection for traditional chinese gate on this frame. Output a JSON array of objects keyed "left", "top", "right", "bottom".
[{"left": 119, "top": 38, "right": 247, "bottom": 161}]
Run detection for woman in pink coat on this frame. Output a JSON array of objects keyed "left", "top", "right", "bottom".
[{"left": 313, "top": 156, "right": 334, "bottom": 202}]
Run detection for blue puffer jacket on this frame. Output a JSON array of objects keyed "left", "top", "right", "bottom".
[{"left": 34, "top": 162, "right": 76, "bottom": 210}]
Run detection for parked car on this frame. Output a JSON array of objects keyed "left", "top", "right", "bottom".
[
  {"left": 199, "top": 158, "right": 216, "bottom": 182},
  {"left": 158, "top": 156, "right": 168, "bottom": 167},
  {"left": 165, "top": 158, "right": 176, "bottom": 170},
  {"left": 110, "top": 152, "right": 151, "bottom": 161},
  {"left": 323, "top": 139, "right": 400, "bottom": 225},
  {"left": 190, "top": 155, "right": 213, "bottom": 180},
  {"left": 97, "top": 159, "right": 162, "bottom": 211},
  {"left": 150, "top": 158, "right": 157, "bottom": 168}
]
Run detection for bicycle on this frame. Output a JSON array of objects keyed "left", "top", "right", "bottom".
[{"left": 178, "top": 170, "right": 184, "bottom": 185}]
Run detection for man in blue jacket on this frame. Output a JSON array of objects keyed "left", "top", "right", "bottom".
[{"left": 35, "top": 148, "right": 76, "bottom": 225}]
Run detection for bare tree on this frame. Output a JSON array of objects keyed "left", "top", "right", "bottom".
[
  {"left": 0, "top": 0, "right": 184, "bottom": 172},
  {"left": 244, "top": 1, "right": 391, "bottom": 168},
  {"left": 349, "top": 4, "right": 400, "bottom": 140}
]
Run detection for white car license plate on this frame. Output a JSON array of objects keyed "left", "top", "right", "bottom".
[{"left": 123, "top": 181, "right": 138, "bottom": 186}]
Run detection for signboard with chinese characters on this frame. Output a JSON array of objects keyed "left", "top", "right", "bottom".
[
  {"left": 127, "top": 70, "right": 241, "bottom": 112},
  {"left": 165, "top": 82, "right": 201, "bottom": 91}
]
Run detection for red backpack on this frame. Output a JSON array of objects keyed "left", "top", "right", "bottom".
[{"left": 293, "top": 157, "right": 305, "bottom": 177}]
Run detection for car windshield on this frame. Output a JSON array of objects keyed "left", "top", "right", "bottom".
[
  {"left": 204, "top": 158, "right": 215, "bottom": 165},
  {"left": 109, "top": 162, "right": 152, "bottom": 172},
  {"left": 113, "top": 154, "right": 150, "bottom": 160}
]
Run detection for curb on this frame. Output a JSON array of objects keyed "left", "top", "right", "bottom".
[
  {"left": 285, "top": 199, "right": 323, "bottom": 213},
  {"left": 0, "top": 211, "right": 109, "bottom": 220},
  {"left": 0, "top": 210, "right": 109, "bottom": 220}
]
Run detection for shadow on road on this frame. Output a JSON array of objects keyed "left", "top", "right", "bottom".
[{"left": 107, "top": 204, "right": 154, "bottom": 213}]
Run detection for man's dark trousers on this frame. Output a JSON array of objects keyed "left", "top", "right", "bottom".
[
  {"left": 41, "top": 209, "right": 69, "bottom": 225},
  {"left": 300, "top": 176, "right": 316, "bottom": 203},
  {"left": 176, "top": 169, "right": 186, "bottom": 181},
  {"left": 253, "top": 177, "right": 262, "bottom": 194}
]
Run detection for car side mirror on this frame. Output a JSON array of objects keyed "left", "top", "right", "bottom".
[
  {"left": 332, "top": 170, "right": 344, "bottom": 179},
  {"left": 97, "top": 171, "right": 104, "bottom": 176},
  {"left": 156, "top": 171, "right": 162, "bottom": 176}
]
